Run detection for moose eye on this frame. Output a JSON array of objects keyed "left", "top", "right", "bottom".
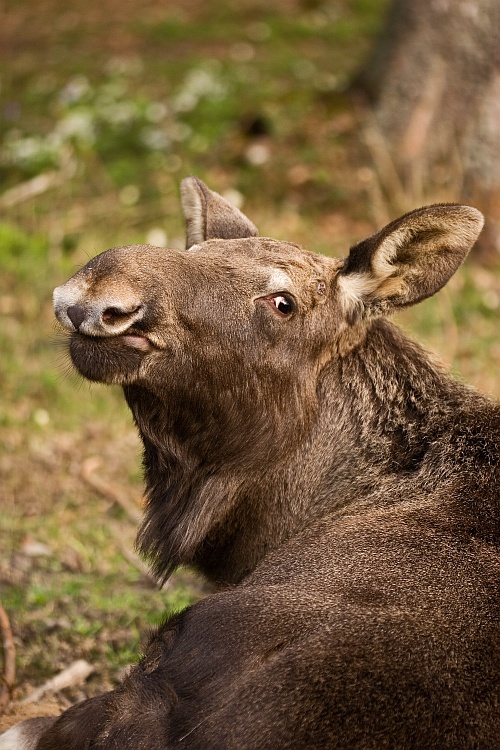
[{"left": 269, "top": 294, "right": 295, "bottom": 316}]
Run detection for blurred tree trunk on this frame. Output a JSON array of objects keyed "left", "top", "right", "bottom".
[{"left": 358, "top": 0, "right": 500, "bottom": 261}]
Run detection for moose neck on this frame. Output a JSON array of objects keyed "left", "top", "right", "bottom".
[
  {"left": 124, "top": 319, "right": 468, "bottom": 587},
  {"left": 335, "top": 318, "right": 467, "bottom": 477}
]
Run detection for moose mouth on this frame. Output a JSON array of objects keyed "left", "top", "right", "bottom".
[
  {"left": 69, "top": 328, "right": 156, "bottom": 383},
  {"left": 119, "top": 332, "right": 154, "bottom": 352},
  {"left": 71, "top": 328, "right": 155, "bottom": 353}
]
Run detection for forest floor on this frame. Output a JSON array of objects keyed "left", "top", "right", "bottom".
[{"left": 1, "top": 0, "right": 500, "bottom": 730}]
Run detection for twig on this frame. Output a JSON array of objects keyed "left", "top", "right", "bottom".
[
  {"left": 0, "top": 172, "right": 65, "bottom": 209},
  {"left": 0, "top": 149, "right": 76, "bottom": 210},
  {"left": 0, "top": 602, "right": 16, "bottom": 714},
  {"left": 108, "top": 522, "right": 160, "bottom": 589},
  {"left": 20, "top": 660, "right": 94, "bottom": 705},
  {"left": 80, "top": 458, "right": 159, "bottom": 587},
  {"left": 352, "top": 96, "right": 409, "bottom": 213},
  {"left": 80, "top": 456, "right": 142, "bottom": 524}
]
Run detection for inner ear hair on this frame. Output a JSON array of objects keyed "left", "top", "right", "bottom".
[{"left": 337, "top": 204, "right": 484, "bottom": 321}]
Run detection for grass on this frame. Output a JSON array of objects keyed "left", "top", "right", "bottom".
[{"left": 1, "top": 0, "right": 499, "bottom": 707}]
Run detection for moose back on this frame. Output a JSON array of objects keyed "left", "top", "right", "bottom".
[{"left": 2, "top": 177, "right": 499, "bottom": 749}]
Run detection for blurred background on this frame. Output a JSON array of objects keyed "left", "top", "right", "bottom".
[{"left": 1, "top": 0, "right": 499, "bottom": 712}]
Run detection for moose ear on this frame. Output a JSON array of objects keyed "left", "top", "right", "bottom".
[
  {"left": 338, "top": 204, "right": 484, "bottom": 322},
  {"left": 180, "top": 176, "right": 259, "bottom": 249}
]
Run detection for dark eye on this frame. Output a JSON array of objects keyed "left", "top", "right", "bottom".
[{"left": 269, "top": 294, "right": 295, "bottom": 316}]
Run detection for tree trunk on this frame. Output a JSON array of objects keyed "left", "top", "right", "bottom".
[{"left": 358, "top": 0, "right": 500, "bottom": 261}]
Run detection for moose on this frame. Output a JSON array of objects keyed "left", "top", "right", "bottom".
[{"left": 1, "top": 177, "right": 499, "bottom": 749}]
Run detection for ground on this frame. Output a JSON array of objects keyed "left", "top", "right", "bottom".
[{"left": 1, "top": 0, "right": 499, "bottom": 730}]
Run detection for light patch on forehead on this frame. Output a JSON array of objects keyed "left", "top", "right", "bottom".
[{"left": 267, "top": 269, "right": 293, "bottom": 292}]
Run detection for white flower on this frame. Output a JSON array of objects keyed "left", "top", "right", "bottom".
[
  {"left": 59, "top": 75, "right": 91, "bottom": 105},
  {"left": 141, "top": 127, "right": 170, "bottom": 150},
  {"left": 56, "top": 110, "right": 96, "bottom": 143}
]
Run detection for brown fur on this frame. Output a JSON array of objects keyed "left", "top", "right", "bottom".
[{"left": 2, "top": 178, "right": 498, "bottom": 750}]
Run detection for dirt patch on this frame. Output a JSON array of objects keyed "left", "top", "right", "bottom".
[{"left": 0, "top": 701, "right": 61, "bottom": 734}]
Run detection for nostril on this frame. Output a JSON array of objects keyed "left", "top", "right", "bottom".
[
  {"left": 67, "top": 304, "right": 86, "bottom": 330},
  {"left": 102, "top": 305, "right": 141, "bottom": 324}
]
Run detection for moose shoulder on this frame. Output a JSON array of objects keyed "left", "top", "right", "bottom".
[{"left": 3, "top": 177, "right": 499, "bottom": 749}]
